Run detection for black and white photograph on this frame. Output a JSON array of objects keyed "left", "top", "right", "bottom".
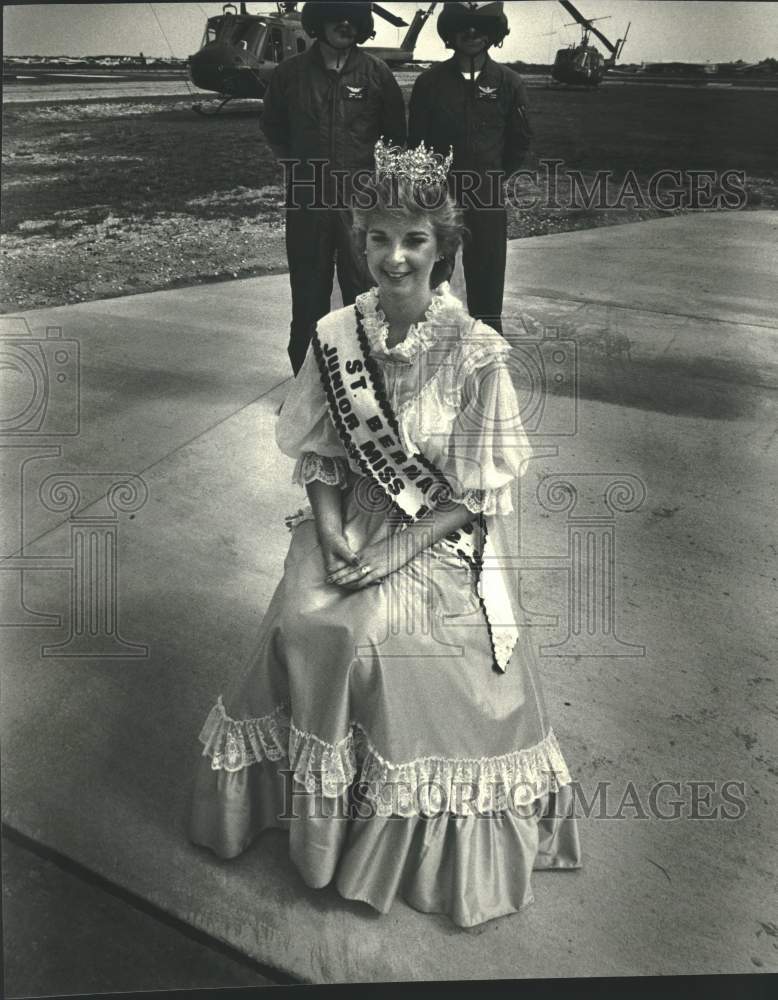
[{"left": 1, "top": 0, "right": 776, "bottom": 994}]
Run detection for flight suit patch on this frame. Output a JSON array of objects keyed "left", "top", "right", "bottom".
[
  {"left": 343, "top": 84, "right": 368, "bottom": 100},
  {"left": 477, "top": 84, "right": 498, "bottom": 100}
]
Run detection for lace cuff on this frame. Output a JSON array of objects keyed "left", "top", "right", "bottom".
[
  {"left": 292, "top": 452, "right": 350, "bottom": 490},
  {"left": 456, "top": 484, "right": 514, "bottom": 517}
]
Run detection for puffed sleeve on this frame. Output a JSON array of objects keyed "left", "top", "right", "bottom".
[
  {"left": 441, "top": 348, "right": 533, "bottom": 516},
  {"left": 275, "top": 345, "right": 351, "bottom": 490}
]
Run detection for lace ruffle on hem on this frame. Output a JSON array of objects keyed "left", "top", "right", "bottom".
[
  {"left": 189, "top": 759, "right": 583, "bottom": 925},
  {"left": 198, "top": 696, "right": 572, "bottom": 817}
]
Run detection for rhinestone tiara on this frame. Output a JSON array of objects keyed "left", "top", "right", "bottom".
[{"left": 374, "top": 138, "right": 454, "bottom": 187}]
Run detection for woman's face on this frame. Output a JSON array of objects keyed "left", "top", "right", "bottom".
[{"left": 365, "top": 214, "right": 438, "bottom": 298}]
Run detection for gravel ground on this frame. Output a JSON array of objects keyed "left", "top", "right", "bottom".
[
  {"left": 2, "top": 87, "right": 776, "bottom": 313},
  {"left": 1, "top": 202, "right": 288, "bottom": 309}
]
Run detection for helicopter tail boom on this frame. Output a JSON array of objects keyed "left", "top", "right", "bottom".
[
  {"left": 611, "top": 22, "right": 631, "bottom": 64},
  {"left": 399, "top": 2, "right": 438, "bottom": 52}
]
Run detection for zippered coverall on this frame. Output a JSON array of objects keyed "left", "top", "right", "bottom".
[
  {"left": 409, "top": 54, "right": 532, "bottom": 334},
  {"left": 262, "top": 42, "right": 407, "bottom": 373}
]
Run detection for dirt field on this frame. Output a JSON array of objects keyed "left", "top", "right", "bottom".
[{"left": 2, "top": 83, "right": 777, "bottom": 312}]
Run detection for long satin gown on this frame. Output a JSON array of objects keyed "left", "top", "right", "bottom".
[{"left": 189, "top": 283, "right": 580, "bottom": 928}]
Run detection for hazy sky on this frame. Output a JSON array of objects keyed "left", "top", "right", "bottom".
[{"left": 3, "top": 1, "right": 778, "bottom": 64}]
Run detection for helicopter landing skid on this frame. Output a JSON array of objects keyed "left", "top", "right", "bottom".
[{"left": 192, "top": 96, "right": 236, "bottom": 117}]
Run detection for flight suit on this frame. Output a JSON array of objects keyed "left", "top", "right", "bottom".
[
  {"left": 262, "top": 42, "right": 406, "bottom": 374},
  {"left": 409, "top": 54, "right": 532, "bottom": 334}
]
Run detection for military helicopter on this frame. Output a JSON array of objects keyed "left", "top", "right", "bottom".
[
  {"left": 188, "top": 1, "right": 438, "bottom": 115},
  {"left": 551, "top": 0, "right": 630, "bottom": 87}
]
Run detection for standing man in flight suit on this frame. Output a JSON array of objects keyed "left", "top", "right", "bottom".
[
  {"left": 261, "top": 1, "right": 407, "bottom": 374},
  {"left": 409, "top": 1, "right": 532, "bottom": 334}
]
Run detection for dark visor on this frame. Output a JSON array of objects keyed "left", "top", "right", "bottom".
[{"left": 454, "top": 18, "right": 495, "bottom": 34}]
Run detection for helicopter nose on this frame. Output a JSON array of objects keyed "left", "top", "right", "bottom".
[{"left": 188, "top": 44, "right": 247, "bottom": 90}]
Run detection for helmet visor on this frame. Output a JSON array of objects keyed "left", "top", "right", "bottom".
[{"left": 452, "top": 16, "right": 495, "bottom": 35}]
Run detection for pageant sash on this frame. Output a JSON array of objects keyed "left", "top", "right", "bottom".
[{"left": 311, "top": 306, "right": 519, "bottom": 673}]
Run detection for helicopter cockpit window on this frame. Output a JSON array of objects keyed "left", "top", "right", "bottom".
[
  {"left": 232, "top": 20, "right": 266, "bottom": 57},
  {"left": 264, "top": 27, "right": 284, "bottom": 63},
  {"left": 201, "top": 20, "right": 220, "bottom": 48}
]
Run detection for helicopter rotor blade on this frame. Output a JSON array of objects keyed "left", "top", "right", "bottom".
[
  {"left": 587, "top": 22, "right": 618, "bottom": 54},
  {"left": 559, "top": 0, "right": 618, "bottom": 54},
  {"left": 372, "top": 3, "right": 409, "bottom": 28},
  {"left": 558, "top": 1, "right": 590, "bottom": 30}
]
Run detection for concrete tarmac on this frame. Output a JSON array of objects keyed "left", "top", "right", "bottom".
[{"left": 1, "top": 211, "right": 776, "bottom": 988}]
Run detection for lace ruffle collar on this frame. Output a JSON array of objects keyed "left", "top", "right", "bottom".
[{"left": 355, "top": 282, "right": 467, "bottom": 363}]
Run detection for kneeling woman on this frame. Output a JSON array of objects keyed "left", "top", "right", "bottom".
[{"left": 189, "top": 141, "right": 580, "bottom": 928}]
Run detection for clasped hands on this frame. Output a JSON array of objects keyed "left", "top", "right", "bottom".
[{"left": 320, "top": 529, "right": 410, "bottom": 591}]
